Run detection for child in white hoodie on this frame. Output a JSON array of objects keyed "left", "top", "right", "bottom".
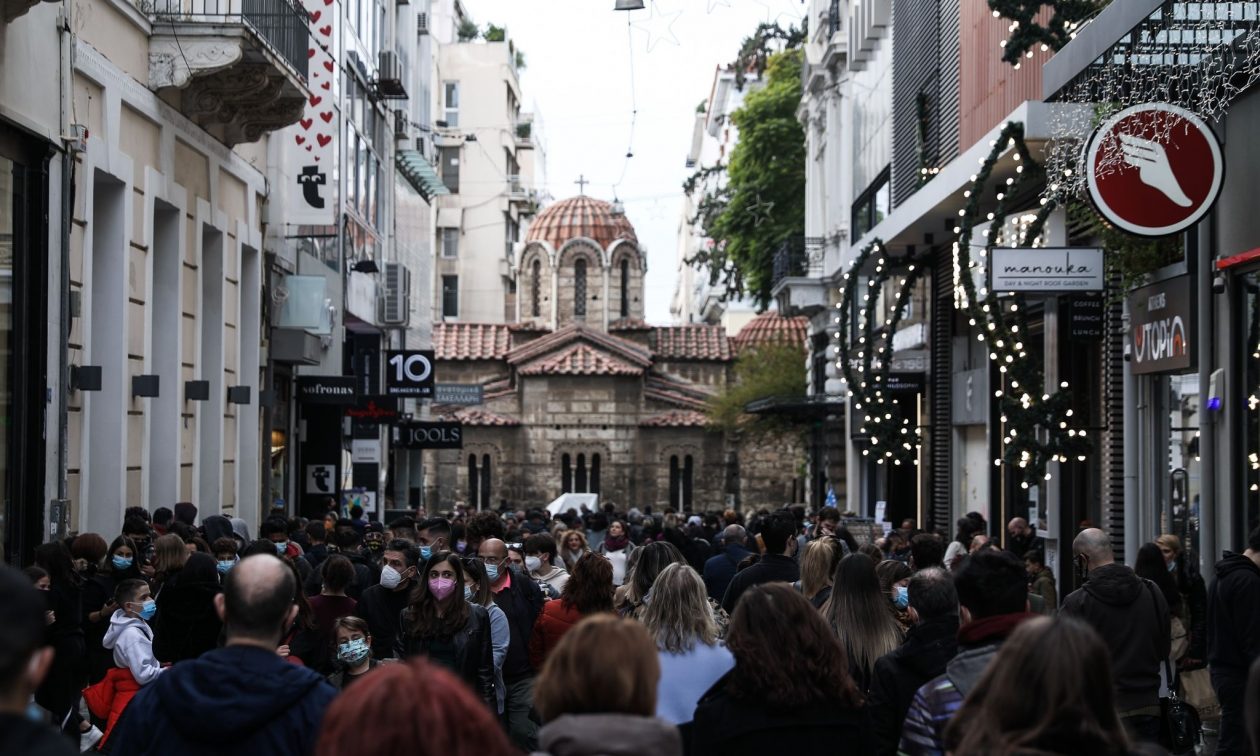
[{"left": 101, "top": 579, "right": 164, "bottom": 685}]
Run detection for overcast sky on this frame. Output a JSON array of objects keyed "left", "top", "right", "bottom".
[{"left": 461, "top": 0, "right": 806, "bottom": 323}]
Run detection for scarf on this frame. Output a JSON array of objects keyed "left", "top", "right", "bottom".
[
  {"left": 603, "top": 535, "right": 629, "bottom": 552},
  {"left": 957, "top": 611, "right": 1037, "bottom": 646}
]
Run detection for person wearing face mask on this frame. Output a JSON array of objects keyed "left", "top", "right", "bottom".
[
  {"left": 464, "top": 558, "right": 510, "bottom": 715},
  {"left": 306, "top": 556, "right": 359, "bottom": 675},
  {"left": 83, "top": 536, "right": 144, "bottom": 684},
  {"left": 395, "top": 552, "right": 495, "bottom": 708},
  {"left": 478, "top": 537, "right": 545, "bottom": 750},
  {"left": 357, "top": 540, "right": 419, "bottom": 660},
  {"left": 416, "top": 517, "right": 452, "bottom": 562},
  {"left": 325, "top": 616, "right": 393, "bottom": 690},
  {"left": 524, "top": 534, "right": 570, "bottom": 598},
  {"left": 88, "top": 579, "right": 166, "bottom": 749},
  {"left": 213, "top": 538, "right": 241, "bottom": 578},
  {"left": 876, "top": 559, "right": 913, "bottom": 633}
]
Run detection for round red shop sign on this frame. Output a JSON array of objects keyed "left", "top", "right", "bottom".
[{"left": 1085, "top": 103, "right": 1223, "bottom": 238}]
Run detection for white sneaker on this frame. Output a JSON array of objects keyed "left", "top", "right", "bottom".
[{"left": 79, "top": 724, "right": 103, "bottom": 752}]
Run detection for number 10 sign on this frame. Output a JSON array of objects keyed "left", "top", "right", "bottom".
[{"left": 384, "top": 350, "right": 435, "bottom": 397}]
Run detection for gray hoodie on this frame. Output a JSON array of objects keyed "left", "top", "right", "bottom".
[
  {"left": 102, "top": 609, "right": 164, "bottom": 685},
  {"left": 533, "top": 714, "right": 682, "bottom": 756}
]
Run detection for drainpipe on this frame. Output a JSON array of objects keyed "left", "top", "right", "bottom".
[
  {"left": 1123, "top": 299, "right": 1137, "bottom": 565},
  {"left": 1197, "top": 213, "right": 1216, "bottom": 573},
  {"left": 57, "top": 0, "right": 75, "bottom": 505}
]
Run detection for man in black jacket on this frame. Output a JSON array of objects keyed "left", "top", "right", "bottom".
[
  {"left": 1207, "top": 525, "right": 1260, "bottom": 756},
  {"left": 866, "top": 567, "right": 959, "bottom": 756},
  {"left": 479, "top": 537, "right": 544, "bottom": 751},
  {"left": 357, "top": 539, "right": 418, "bottom": 659},
  {"left": 721, "top": 511, "right": 800, "bottom": 614},
  {"left": 1061, "top": 528, "right": 1169, "bottom": 744},
  {"left": 702, "top": 525, "right": 752, "bottom": 603}
]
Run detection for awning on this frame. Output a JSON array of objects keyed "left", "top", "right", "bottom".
[
  {"left": 437, "top": 207, "right": 463, "bottom": 228},
  {"left": 396, "top": 149, "right": 450, "bottom": 203}
]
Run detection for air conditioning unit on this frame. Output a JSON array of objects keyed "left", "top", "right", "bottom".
[
  {"left": 394, "top": 109, "right": 409, "bottom": 139},
  {"left": 417, "top": 12, "right": 428, "bottom": 35},
  {"left": 374, "top": 51, "right": 408, "bottom": 99},
  {"left": 378, "top": 261, "right": 411, "bottom": 327}
]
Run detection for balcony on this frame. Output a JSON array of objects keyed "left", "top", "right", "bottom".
[
  {"left": 514, "top": 118, "right": 534, "bottom": 150},
  {"left": 506, "top": 175, "right": 534, "bottom": 207},
  {"left": 771, "top": 236, "right": 830, "bottom": 316},
  {"left": 149, "top": 0, "right": 311, "bottom": 146}
]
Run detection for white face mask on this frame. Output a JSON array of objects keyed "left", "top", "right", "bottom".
[
  {"left": 525, "top": 556, "right": 542, "bottom": 574},
  {"left": 380, "top": 565, "right": 406, "bottom": 590}
]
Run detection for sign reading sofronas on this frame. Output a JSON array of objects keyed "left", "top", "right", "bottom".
[
  {"left": 1128, "top": 274, "right": 1194, "bottom": 375},
  {"left": 1086, "top": 103, "right": 1223, "bottom": 238},
  {"left": 988, "top": 247, "right": 1104, "bottom": 293}
]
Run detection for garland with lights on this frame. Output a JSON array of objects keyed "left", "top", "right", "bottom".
[
  {"left": 835, "top": 240, "right": 928, "bottom": 467},
  {"left": 987, "top": 0, "right": 1095, "bottom": 66},
  {"left": 951, "top": 121, "right": 1092, "bottom": 488}
]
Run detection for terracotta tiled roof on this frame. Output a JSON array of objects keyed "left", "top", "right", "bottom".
[
  {"left": 609, "top": 317, "right": 652, "bottom": 331},
  {"left": 518, "top": 342, "right": 645, "bottom": 377},
  {"left": 731, "top": 311, "right": 809, "bottom": 353},
  {"left": 507, "top": 324, "right": 653, "bottom": 369},
  {"left": 640, "top": 410, "right": 709, "bottom": 428},
  {"left": 524, "top": 196, "right": 638, "bottom": 250},
  {"left": 483, "top": 377, "right": 514, "bottom": 400},
  {"left": 644, "top": 372, "right": 713, "bottom": 411},
  {"left": 433, "top": 406, "right": 521, "bottom": 427},
  {"left": 434, "top": 323, "right": 513, "bottom": 360},
  {"left": 650, "top": 326, "right": 732, "bottom": 361}
]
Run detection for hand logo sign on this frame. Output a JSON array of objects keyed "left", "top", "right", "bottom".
[{"left": 1117, "top": 134, "right": 1192, "bottom": 207}]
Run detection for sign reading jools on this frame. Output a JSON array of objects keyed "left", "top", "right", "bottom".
[
  {"left": 1128, "top": 274, "right": 1194, "bottom": 375},
  {"left": 1087, "top": 103, "right": 1223, "bottom": 238},
  {"left": 988, "top": 247, "right": 1104, "bottom": 292},
  {"left": 395, "top": 421, "right": 463, "bottom": 449}
]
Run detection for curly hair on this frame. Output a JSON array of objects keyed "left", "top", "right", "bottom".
[
  {"left": 726, "top": 583, "right": 861, "bottom": 709},
  {"left": 561, "top": 553, "right": 614, "bottom": 615},
  {"left": 464, "top": 512, "right": 505, "bottom": 546}
]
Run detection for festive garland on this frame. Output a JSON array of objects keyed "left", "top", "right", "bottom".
[
  {"left": 951, "top": 121, "right": 1092, "bottom": 488},
  {"left": 988, "top": 0, "right": 1095, "bottom": 67}
]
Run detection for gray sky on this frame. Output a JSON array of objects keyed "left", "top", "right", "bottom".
[{"left": 461, "top": 0, "right": 806, "bottom": 323}]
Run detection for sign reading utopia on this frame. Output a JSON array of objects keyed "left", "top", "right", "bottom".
[{"left": 1086, "top": 103, "right": 1224, "bottom": 238}]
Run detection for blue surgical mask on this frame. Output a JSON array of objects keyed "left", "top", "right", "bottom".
[
  {"left": 464, "top": 585, "right": 474, "bottom": 601},
  {"left": 136, "top": 599, "right": 157, "bottom": 621},
  {"left": 336, "top": 638, "right": 370, "bottom": 666},
  {"left": 1168, "top": 560, "right": 1177, "bottom": 572},
  {"left": 111, "top": 555, "right": 134, "bottom": 571},
  {"left": 485, "top": 563, "right": 500, "bottom": 582},
  {"left": 420, "top": 545, "right": 433, "bottom": 561},
  {"left": 274, "top": 541, "right": 288, "bottom": 556},
  {"left": 216, "top": 558, "right": 237, "bottom": 575},
  {"left": 894, "top": 586, "right": 909, "bottom": 609}
]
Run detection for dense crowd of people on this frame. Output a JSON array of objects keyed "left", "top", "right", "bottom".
[{"left": 1, "top": 500, "right": 1258, "bottom": 755}]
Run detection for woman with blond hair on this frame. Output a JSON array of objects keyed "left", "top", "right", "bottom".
[
  {"left": 822, "top": 552, "right": 903, "bottom": 693},
  {"left": 558, "top": 529, "right": 590, "bottom": 571},
  {"left": 641, "top": 563, "right": 734, "bottom": 727},
  {"left": 534, "top": 615, "right": 682, "bottom": 756},
  {"left": 796, "top": 538, "right": 841, "bottom": 608}
]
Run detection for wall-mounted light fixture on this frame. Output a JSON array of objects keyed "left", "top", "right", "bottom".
[
  {"left": 185, "top": 380, "right": 210, "bottom": 401},
  {"left": 132, "top": 375, "right": 160, "bottom": 398},
  {"left": 71, "top": 365, "right": 103, "bottom": 392}
]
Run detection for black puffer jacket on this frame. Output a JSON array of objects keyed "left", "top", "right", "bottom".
[
  {"left": 1062, "top": 563, "right": 1169, "bottom": 711},
  {"left": 395, "top": 603, "right": 495, "bottom": 706},
  {"left": 865, "top": 614, "right": 960, "bottom": 756},
  {"left": 1207, "top": 552, "right": 1260, "bottom": 678}
]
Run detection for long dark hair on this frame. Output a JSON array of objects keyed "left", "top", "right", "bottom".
[
  {"left": 726, "top": 583, "right": 861, "bottom": 709},
  {"left": 1134, "top": 542, "right": 1182, "bottom": 618},
  {"left": 405, "top": 552, "right": 470, "bottom": 637},
  {"left": 100, "top": 536, "right": 142, "bottom": 578},
  {"left": 561, "top": 553, "right": 614, "bottom": 615},
  {"left": 626, "top": 541, "right": 685, "bottom": 605},
  {"left": 35, "top": 541, "right": 82, "bottom": 588},
  {"left": 822, "top": 553, "right": 902, "bottom": 679},
  {"left": 945, "top": 616, "right": 1130, "bottom": 755}
]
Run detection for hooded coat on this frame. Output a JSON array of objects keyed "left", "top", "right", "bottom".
[
  {"left": 1061, "top": 563, "right": 1170, "bottom": 711},
  {"left": 152, "top": 553, "right": 222, "bottom": 663},
  {"left": 1206, "top": 551, "right": 1260, "bottom": 678},
  {"left": 533, "top": 713, "right": 682, "bottom": 756},
  {"left": 865, "top": 614, "right": 960, "bottom": 756},
  {"left": 102, "top": 610, "right": 163, "bottom": 686},
  {"left": 106, "top": 644, "right": 336, "bottom": 756}
]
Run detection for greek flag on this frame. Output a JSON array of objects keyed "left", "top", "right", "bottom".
[{"left": 824, "top": 485, "right": 837, "bottom": 508}]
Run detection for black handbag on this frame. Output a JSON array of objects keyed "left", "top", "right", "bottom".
[{"left": 1162, "top": 659, "right": 1201, "bottom": 755}]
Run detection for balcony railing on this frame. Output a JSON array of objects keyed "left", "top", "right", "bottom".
[
  {"left": 772, "top": 235, "right": 826, "bottom": 289},
  {"left": 153, "top": 0, "right": 310, "bottom": 80}
]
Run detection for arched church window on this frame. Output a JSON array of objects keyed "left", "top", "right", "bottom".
[
  {"left": 620, "top": 258, "right": 630, "bottom": 318},
  {"left": 468, "top": 455, "right": 479, "bottom": 509},
  {"left": 591, "top": 454, "right": 601, "bottom": 495},
  {"left": 562, "top": 453, "right": 572, "bottom": 494},
  {"left": 683, "top": 455, "right": 694, "bottom": 510},
  {"left": 574, "top": 259, "right": 587, "bottom": 317},
  {"left": 669, "top": 456, "right": 680, "bottom": 510},
  {"left": 531, "top": 258, "right": 541, "bottom": 318},
  {"left": 480, "top": 454, "right": 492, "bottom": 509},
  {"left": 576, "top": 453, "right": 587, "bottom": 493}
]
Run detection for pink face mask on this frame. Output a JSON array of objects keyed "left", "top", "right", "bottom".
[{"left": 428, "top": 577, "right": 457, "bottom": 600}]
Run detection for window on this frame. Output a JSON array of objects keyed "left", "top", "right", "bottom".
[
  {"left": 619, "top": 258, "right": 630, "bottom": 318},
  {"left": 851, "top": 167, "right": 891, "bottom": 241},
  {"left": 468, "top": 454, "right": 478, "bottom": 507},
  {"left": 591, "top": 454, "right": 601, "bottom": 495},
  {"left": 440, "top": 147, "right": 460, "bottom": 193},
  {"left": 576, "top": 454, "right": 587, "bottom": 493},
  {"left": 668, "top": 455, "right": 694, "bottom": 509},
  {"left": 443, "top": 81, "right": 460, "bottom": 128},
  {"left": 441, "top": 275, "right": 458, "bottom": 319},
  {"left": 561, "top": 453, "right": 572, "bottom": 493},
  {"left": 467, "top": 454, "right": 491, "bottom": 509},
  {"left": 574, "top": 259, "right": 587, "bottom": 317},
  {"left": 480, "top": 454, "right": 491, "bottom": 509},
  {"left": 441, "top": 227, "right": 459, "bottom": 258},
  {"left": 531, "top": 259, "right": 541, "bottom": 317}
]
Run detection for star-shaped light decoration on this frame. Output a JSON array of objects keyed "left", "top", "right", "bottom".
[
  {"left": 753, "top": 0, "right": 804, "bottom": 25},
  {"left": 749, "top": 193, "right": 775, "bottom": 227},
  {"left": 706, "top": 0, "right": 731, "bottom": 12},
  {"left": 631, "top": 0, "right": 682, "bottom": 53}
]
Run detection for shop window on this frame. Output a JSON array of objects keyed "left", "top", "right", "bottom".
[{"left": 574, "top": 259, "right": 587, "bottom": 317}]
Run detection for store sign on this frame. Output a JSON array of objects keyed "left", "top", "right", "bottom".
[
  {"left": 296, "top": 376, "right": 357, "bottom": 404},
  {"left": 1065, "top": 295, "right": 1105, "bottom": 341},
  {"left": 351, "top": 439, "right": 381, "bottom": 464},
  {"left": 1128, "top": 274, "right": 1194, "bottom": 375},
  {"left": 384, "top": 350, "right": 435, "bottom": 397},
  {"left": 434, "top": 383, "right": 484, "bottom": 405},
  {"left": 282, "top": 0, "right": 340, "bottom": 225},
  {"left": 886, "top": 373, "right": 926, "bottom": 394},
  {"left": 988, "top": 247, "right": 1104, "bottom": 293},
  {"left": 396, "top": 422, "right": 463, "bottom": 449},
  {"left": 1086, "top": 103, "right": 1223, "bottom": 237},
  {"left": 306, "top": 464, "right": 336, "bottom": 494},
  {"left": 345, "top": 396, "right": 401, "bottom": 424}
]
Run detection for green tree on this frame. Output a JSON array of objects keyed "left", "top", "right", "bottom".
[
  {"left": 483, "top": 23, "right": 506, "bottom": 42},
  {"left": 686, "top": 49, "right": 805, "bottom": 310},
  {"left": 457, "top": 18, "right": 479, "bottom": 41},
  {"left": 708, "top": 342, "right": 808, "bottom": 435}
]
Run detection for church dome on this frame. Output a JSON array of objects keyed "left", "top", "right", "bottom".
[{"left": 525, "top": 196, "right": 638, "bottom": 251}]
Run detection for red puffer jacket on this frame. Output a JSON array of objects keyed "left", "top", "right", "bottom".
[
  {"left": 83, "top": 666, "right": 142, "bottom": 748},
  {"left": 529, "top": 599, "right": 583, "bottom": 669}
]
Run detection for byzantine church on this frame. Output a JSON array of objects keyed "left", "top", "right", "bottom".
[{"left": 428, "top": 195, "right": 807, "bottom": 512}]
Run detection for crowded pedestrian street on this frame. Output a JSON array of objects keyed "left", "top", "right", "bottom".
[{"left": 3, "top": 0, "right": 1260, "bottom": 754}]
